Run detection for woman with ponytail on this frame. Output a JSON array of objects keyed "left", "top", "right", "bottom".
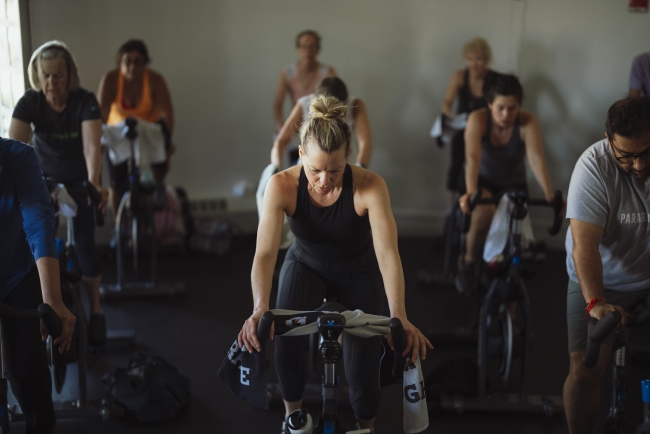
[{"left": 239, "top": 95, "right": 432, "bottom": 432}]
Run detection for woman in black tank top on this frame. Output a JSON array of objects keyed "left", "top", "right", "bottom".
[
  {"left": 456, "top": 73, "right": 561, "bottom": 293},
  {"left": 239, "top": 95, "right": 432, "bottom": 432},
  {"left": 441, "top": 37, "right": 494, "bottom": 199}
]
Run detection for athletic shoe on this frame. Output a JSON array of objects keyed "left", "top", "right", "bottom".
[{"left": 89, "top": 313, "right": 107, "bottom": 346}]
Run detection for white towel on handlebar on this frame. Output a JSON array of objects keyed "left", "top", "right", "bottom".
[
  {"left": 101, "top": 120, "right": 166, "bottom": 166},
  {"left": 270, "top": 308, "right": 390, "bottom": 337},
  {"left": 50, "top": 184, "right": 77, "bottom": 218},
  {"left": 483, "top": 194, "right": 535, "bottom": 263},
  {"left": 430, "top": 112, "right": 468, "bottom": 146}
]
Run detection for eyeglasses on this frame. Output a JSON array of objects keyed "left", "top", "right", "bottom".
[{"left": 609, "top": 140, "right": 650, "bottom": 165}]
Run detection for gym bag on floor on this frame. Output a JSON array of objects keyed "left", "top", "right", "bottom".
[{"left": 103, "top": 350, "right": 190, "bottom": 422}]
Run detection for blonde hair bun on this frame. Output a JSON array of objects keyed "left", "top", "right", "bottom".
[
  {"left": 308, "top": 95, "right": 348, "bottom": 121},
  {"left": 300, "top": 95, "right": 351, "bottom": 154}
]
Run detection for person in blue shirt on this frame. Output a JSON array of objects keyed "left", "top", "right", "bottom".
[{"left": 0, "top": 137, "right": 75, "bottom": 433}]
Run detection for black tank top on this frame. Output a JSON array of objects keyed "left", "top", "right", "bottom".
[
  {"left": 457, "top": 69, "right": 489, "bottom": 114},
  {"left": 288, "top": 165, "right": 372, "bottom": 261},
  {"left": 478, "top": 114, "right": 527, "bottom": 188}
]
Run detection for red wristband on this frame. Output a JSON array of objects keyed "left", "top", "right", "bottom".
[{"left": 584, "top": 298, "right": 606, "bottom": 319}]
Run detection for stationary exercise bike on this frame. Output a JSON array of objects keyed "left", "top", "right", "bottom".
[
  {"left": 45, "top": 179, "right": 102, "bottom": 406},
  {"left": 43, "top": 179, "right": 126, "bottom": 420},
  {"left": 257, "top": 303, "right": 407, "bottom": 434},
  {"left": 100, "top": 117, "right": 186, "bottom": 299},
  {"left": 584, "top": 307, "right": 650, "bottom": 433},
  {"left": 436, "top": 189, "right": 565, "bottom": 416}
]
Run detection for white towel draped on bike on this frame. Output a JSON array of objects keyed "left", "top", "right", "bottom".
[
  {"left": 220, "top": 308, "right": 429, "bottom": 433},
  {"left": 483, "top": 194, "right": 535, "bottom": 263},
  {"left": 101, "top": 119, "right": 166, "bottom": 167},
  {"left": 50, "top": 184, "right": 77, "bottom": 218},
  {"left": 430, "top": 112, "right": 468, "bottom": 146}
]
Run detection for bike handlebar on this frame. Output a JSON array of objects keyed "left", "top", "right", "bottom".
[
  {"left": 257, "top": 311, "right": 274, "bottom": 344},
  {"left": 583, "top": 308, "right": 650, "bottom": 369},
  {"left": 527, "top": 190, "right": 564, "bottom": 235},
  {"left": 82, "top": 181, "right": 105, "bottom": 227},
  {"left": 254, "top": 307, "right": 407, "bottom": 372},
  {"left": 0, "top": 302, "right": 62, "bottom": 340},
  {"left": 461, "top": 189, "right": 564, "bottom": 236},
  {"left": 45, "top": 178, "right": 104, "bottom": 227},
  {"left": 38, "top": 304, "right": 62, "bottom": 339},
  {"left": 389, "top": 318, "right": 407, "bottom": 378}
]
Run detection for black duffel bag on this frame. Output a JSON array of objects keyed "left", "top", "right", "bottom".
[{"left": 104, "top": 350, "right": 190, "bottom": 422}]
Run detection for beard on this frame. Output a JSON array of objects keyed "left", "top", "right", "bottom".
[
  {"left": 627, "top": 166, "right": 650, "bottom": 181},
  {"left": 612, "top": 155, "right": 650, "bottom": 181}
]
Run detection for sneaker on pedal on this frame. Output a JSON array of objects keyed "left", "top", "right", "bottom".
[
  {"left": 455, "top": 262, "right": 477, "bottom": 296},
  {"left": 89, "top": 313, "right": 107, "bottom": 346}
]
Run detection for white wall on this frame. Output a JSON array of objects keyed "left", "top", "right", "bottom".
[{"left": 27, "top": 0, "right": 650, "bottom": 242}]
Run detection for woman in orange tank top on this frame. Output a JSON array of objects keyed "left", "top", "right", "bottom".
[{"left": 97, "top": 39, "right": 174, "bottom": 214}]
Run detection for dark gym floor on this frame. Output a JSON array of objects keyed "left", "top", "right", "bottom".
[{"left": 10, "top": 233, "right": 642, "bottom": 433}]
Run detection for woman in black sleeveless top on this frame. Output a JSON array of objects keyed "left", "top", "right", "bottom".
[
  {"left": 239, "top": 95, "right": 432, "bottom": 432},
  {"left": 456, "top": 73, "right": 561, "bottom": 293},
  {"left": 441, "top": 37, "right": 494, "bottom": 200}
]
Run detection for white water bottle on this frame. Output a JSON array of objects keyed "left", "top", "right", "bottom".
[{"left": 287, "top": 408, "right": 313, "bottom": 434}]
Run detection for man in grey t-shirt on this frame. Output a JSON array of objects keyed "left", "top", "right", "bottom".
[{"left": 563, "top": 97, "right": 650, "bottom": 434}]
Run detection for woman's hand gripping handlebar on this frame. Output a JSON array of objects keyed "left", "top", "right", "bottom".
[
  {"left": 583, "top": 306, "right": 650, "bottom": 369},
  {"left": 239, "top": 308, "right": 433, "bottom": 364},
  {"left": 238, "top": 310, "right": 275, "bottom": 354},
  {"left": 0, "top": 302, "right": 68, "bottom": 352},
  {"left": 82, "top": 180, "right": 105, "bottom": 227},
  {"left": 45, "top": 178, "right": 105, "bottom": 227},
  {"left": 36, "top": 303, "right": 72, "bottom": 353},
  {"left": 389, "top": 316, "right": 433, "bottom": 363}
]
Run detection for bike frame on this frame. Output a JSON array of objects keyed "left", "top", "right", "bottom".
[
  {"left": 584, "top": 308, "right": 650, "bottom": 433},
  {"left": 475, "top": 190, "right": 562, "bottom": 402},
  {"left": 258, "top": 307, "right": 403, "bottom": 434}
]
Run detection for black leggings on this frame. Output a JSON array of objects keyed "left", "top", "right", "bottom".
[
  {"left": 447, "top": 130, "right": 466, "bottom": 192},
  {"left": 274, "top": 245, "right": 387, "bottom": 420},
  {"left": 68, "top": 180, "right": 101, "bottom": 277},
  {"left": 2, "top": 267, "right": 55, "bottom": 434}
]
